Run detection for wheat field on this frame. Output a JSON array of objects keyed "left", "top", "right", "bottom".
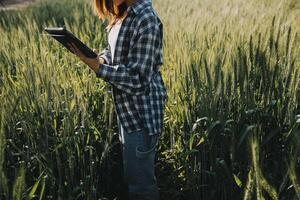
[{"left": 0, "top": 0, "right": 300, "bottom": 199}]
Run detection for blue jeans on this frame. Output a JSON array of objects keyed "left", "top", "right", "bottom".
[{"left": 118, "top": 119, "right": 160, "bottom": 200}]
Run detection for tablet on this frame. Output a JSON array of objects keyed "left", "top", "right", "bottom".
[{"left": 44, "top": 27, "right": 98, "bottom": 58}]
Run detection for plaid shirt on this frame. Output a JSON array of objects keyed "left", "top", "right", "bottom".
[{"left": 96, "top": 0, "right": 167, "bottom": 136}]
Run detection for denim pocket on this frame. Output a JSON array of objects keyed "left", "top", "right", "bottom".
[{"left": 135, "top": 134, "right": 159, "bottom": 159}]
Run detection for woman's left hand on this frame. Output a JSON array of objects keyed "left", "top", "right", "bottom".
[{"left": 67, "top": 42, "right": 103, "bottom": 73}]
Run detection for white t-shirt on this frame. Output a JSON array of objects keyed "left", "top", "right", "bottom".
[{"left": 108, "top": 19, "right": 123, "bottom": 64}]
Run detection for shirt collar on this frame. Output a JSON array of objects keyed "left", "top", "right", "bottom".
[{"left": 127, "top": 0, "right": 152, "bottom": 15}]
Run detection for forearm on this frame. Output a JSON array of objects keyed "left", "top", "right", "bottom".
[{"left": 96, "top": 62, "right": 152, "bottom": 95}]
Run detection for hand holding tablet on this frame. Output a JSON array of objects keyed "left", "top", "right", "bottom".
[
  {"left": 43, "top": 26, "right": 105, "bottom": 73},
  {"left": 43, "top": 27, "right": 98, "bottom": 58}
]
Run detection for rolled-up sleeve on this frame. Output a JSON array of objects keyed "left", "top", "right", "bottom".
[{"left": 96, "top": 22, "right": 160, "bottom": 95}]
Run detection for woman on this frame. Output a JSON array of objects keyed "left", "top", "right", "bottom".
[{"left": 68, "top": 0, "right": 166, "bottom": 199}]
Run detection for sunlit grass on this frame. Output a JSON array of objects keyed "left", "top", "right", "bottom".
[{"left": 0, "top": 0, "right": 300, "bottom": 199}]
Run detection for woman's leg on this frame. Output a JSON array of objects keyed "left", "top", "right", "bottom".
[{"left": 118, "top": 121, "right": 160, "bottom": 200}]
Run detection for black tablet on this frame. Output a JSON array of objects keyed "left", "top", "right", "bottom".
[{"left": 44, "top": 27, "right": 97, "bottom": 58}]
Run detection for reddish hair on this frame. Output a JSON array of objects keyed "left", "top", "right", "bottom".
[{"left": 93, "top": 0, "right": 128, "bottom": 30}]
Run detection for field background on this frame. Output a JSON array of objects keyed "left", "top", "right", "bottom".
[{"left": 0, "top": 0, "right": 300, "bottom": 199}]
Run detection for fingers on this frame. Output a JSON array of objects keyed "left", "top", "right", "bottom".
[
  {"left": 67, "top": 42, "right": 75, "bottom": 54},
  {"left": 67, "top": 42, "right": 78, "bottom": 55},
  {"left": 93, "top": 48, "right": 99, "bottom": 54},
  {"left": 69, "top": 42, "right": 78, "bottom": 53},
  {"left": 99, "top": 57, "right": 105, "bottom": 64},
  {"left": 67, "top": 42, "right": 84, "bottom": 59}
]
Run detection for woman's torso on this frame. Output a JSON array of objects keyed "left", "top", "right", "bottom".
[{"left": 106, "top": 1, "right": 167, "bottom": 136}]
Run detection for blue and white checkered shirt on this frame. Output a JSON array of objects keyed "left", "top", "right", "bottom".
[{"left": 96, "top": 0, "right": 167, "bottom": 136}]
